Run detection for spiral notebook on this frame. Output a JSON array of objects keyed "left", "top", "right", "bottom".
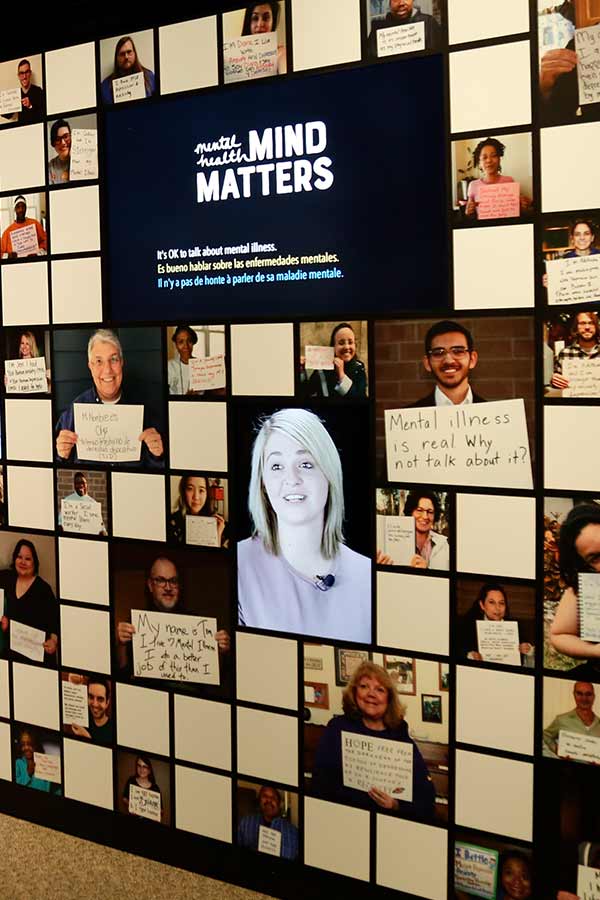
[{"left": 578, "top": 573, "right": 600, "bottom": 642}]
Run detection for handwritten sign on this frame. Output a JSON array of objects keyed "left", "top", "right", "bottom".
[
  {"left": 562, "top": 357, "right": 600, "bottom": 398},
  {"left": 547, "top": 255, "right": 600, "bottom": 305},
  {"left": 10, "top": 223, "right": 38, "bottom": 257},
  {"left": 129, "top": 783, "right": 161, "bottom": 822},
  {"left": 304, "top": 684, "right": 316, "bottom": 703},
  {"left": 0, "top": 88, "right": 21, "bottom": 116},
  {"left": 558, "top": 729, "right": 600, "bottom": 764},
  {"left": 385, "top": 399, "right": 532, "bottom": 490},
  {"left": 305, "top": 345, "right": 335, "bottom": 371},
  {"left": 476, "top": 620, "right": 520, "bottom": 665},
  {"left": 113, "top": 71, "right": 145, "bottom": 103},
  {"left": 62, "top": 681, "right": 89, "bottom": 728},
  {"left": 224, "top": 32, "right": 278, "bottom": 84},
  {"left": 185, "top": 515, "right": 219, "bottom": 548},
  {"left": 131, "top": 610, "right": 220, "bottom": 684},
  {"left": 454, "top": 843, "right": 499, "bottom": 899},
  {"left": 11, "top": 620, "right": 45, "bottom": 662},
  {"left": 578, "top": 573, "right": 600, "bottom": 642},
  {"left": 70, "top": 128, "right": 98, "bottom": 180},
  {"left": 258, "top": 825, "right": 282, "bottom": 857},
  {"left": 342, "top": 731, "right": 413, "bottom": 800},
  {"left": 74, "top": 403, "right": 143, "bottom": 463},
  {"left": 61, "top": 497, "right": 104, "bottom": 535},
  {"left": 189, "top": 354, "right": 226, "bottom": 391},
  {"left": 477, "top": 182, "right": 520, "bottom": 220},
  {"left": 577, "top": 24, "right": 600, "bottom": 105},
  {"left": 376, "top": 22, "right": 425, "bottom": 57},
  {"left": 578, "top": 864, "right": 600, "bottom": 899},
  {"left": 5, "top": 357, "right": 47, "bottom": 393},
  {"left": 33, "top": 752, "right": 61, "bottom": 784},
  {"left": 376, "top": 515, "right": 415, "bottom": 565}
]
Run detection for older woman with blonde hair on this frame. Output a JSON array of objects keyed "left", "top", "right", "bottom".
[
  {"left": 311, "top": 661, "right": 435, "bottom": 819},
  {"left": 237, "top": 408, "right": 370, "bottom": 641}
]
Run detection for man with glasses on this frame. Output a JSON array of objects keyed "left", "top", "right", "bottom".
[
  {"left": 412, "top": 320, "right": 485, "bottom": 407},
  {"left": 54, "top": 328, "right": 164, "bottom": 469},
  {"left": 551, "top": 311, "right": 600, "bottom": 393},
  {"left": 16, "top": 58, "right": 44, "bottom": 124},
  {"left": 48, "top": 119, "right": 72, "bottom": 184}
]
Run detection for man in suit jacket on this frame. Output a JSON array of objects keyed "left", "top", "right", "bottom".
[{"left": 412, "top": 320, "right": 486, "bottom": 407}]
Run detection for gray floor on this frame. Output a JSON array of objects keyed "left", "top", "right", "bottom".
[{"left": 0, "top": 813, "right": 272, "bottom": 900}]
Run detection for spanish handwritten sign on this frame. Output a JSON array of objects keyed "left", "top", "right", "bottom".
[
  {"left": 34, "top": 752, "right": 61, "bottom": 784},
  {"left": 186, "top": 515, "right": 219, "bottom": 547},
  {"left": 189, "top": 354, "right": 226, "bottom": 391},
  {"left": 61, "top": 497, "right": 104, "bottom": 534},
  {"left": 342, "top": 731, "right": 413, "bottom": 800},
  {"left": 113, "top": 71, "right": 145, "bottom": 103},
  {"left": 476, "top": 620, "right": 521, "bottom": 666},
  {"left": 576, "top": 23, "right": 600, "bottom": 105},
  {"left": 11, "top": 620, "right": 45, "bottom": 662},
  {"left": 578, "top": 864, "right": 600, "bottom": 900},
  {"left": 305, "top": 345, "right": 335, "bottom": 371},
  {"left": 562, "top": 357, "right": 600, "bottom": 398},
  {"left": 477, "top": 181, "right": 520, "bottom": 220},
  {"left": 74, "top": 403, "right": 143, "bottom": 463},
  {"left": 62, "top": 680, "right": 89, "bottom": 728},
  {"left": 70, "top": 128, "right": 98, "bottom": 180},
  {"left": 5, "top": 357, "right": 47, "bottom": 393},
  {"left": 376, "top": 515, "right": 415, "bottom": 565},
  {"left": 578, "top": 573, "right": 600, "bottom": 642},
  {"left": 547, "top": 255, "right": 600, "bottom": 305},
  {"left": 558, "top": 729, "right": 600, "bottom": 764},
  {"left": 0, "top": 87, "right": 21, "bottom": 116},
  {"left": 258, "top": 825, "right": 282, "bottom": 857},
  {"left": 377, "top": 21, "right": 425, "bottom": 57},
  {"left": 131, "top": 610, "right": 220, "bottom": 684},
  {"left": 454, "top": 843, "right": 499, "bottom": 899},
  {"left": 129, "top": 783, "right": 161, "bottom": 821},
  {"left": 10, "top": 223, "right": 38, "bottom": 257},
  {"left": 224, "top": 32, "right": 278, "bottom": 84},
  {"left": 385, "top": 399, "right": 532, "bottom": 489}
]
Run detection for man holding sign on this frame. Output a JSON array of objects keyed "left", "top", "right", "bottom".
[
  {"left": 1, "top": 196, "right": 47, "bottom": 259},
  {"left": 55, "top": 329, "right": 164, "bottom": 469},
  {"left": 543, "top": 681, "right": 600, "bottom": 757},
  {"left": 101, "top": 36, "right": 155, "bottom": 105},
  {"left": 238, "top": 785, "right": 299, "bottom": 860},
  {"left": 413, "top": 321, "right": 485, "bottom": 407},
  {"left": 367, "top": 0, "right": 442, "bottom": 56},
  {"left": 58, "top": 472, "right": 107, "bottom": 535},
  {"left": 551, "top": 311, "right": 600, "bottom": 392}
]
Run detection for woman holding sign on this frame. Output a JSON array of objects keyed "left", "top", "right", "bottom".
[
  {"left": 300, "top": 323, "right": 367, "bottom": 400},
  {"left": 311, "top": 661, "right": 435, "bottom": 820},
  {"left": 241, "top": 3, "right": 287, "bottom": 75},
  {"left": 122, "top": 754, "right": 163, "bottom": 820},
  {"left": 1, "top": 539, "right": 58, "bottom": 667},
  {"left": 168, "top": 475, "right": 228, "bottom": 547},
  {"left": 237, "top": 408, "right": 371, "bottom": 641},
  {"left": 376, "top": 489, "right": 449, "bottom": 569},
  {"left": 15, "top": 727, "right": 60, "bottom": 794},
  {"left": 458, "top": 582, "right": 534, "bottom": 666},
  {"left": 465, "top": 138, "right": 531, "bottom": 220}
]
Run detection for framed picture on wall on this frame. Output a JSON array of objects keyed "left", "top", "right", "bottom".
[
  {"left": 334, "top": 648, "right": 371, "bottom": 686},
  {"left": 439, "top": 663, "right": 449, "bottom": 691},
  {"left": 422, "top": 694, "right": 442, "bottom": 724},
  {"left": 383, "top": 655, "right": 416, "bottom": 695},
  {"left": 304, "top": 681, "right": 329, "bottom": 709}
]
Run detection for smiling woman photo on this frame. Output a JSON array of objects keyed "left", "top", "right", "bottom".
[{"left": 237, "top": 408, "right": 370, "bottom": 641}]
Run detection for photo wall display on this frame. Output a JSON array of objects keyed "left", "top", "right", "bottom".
[{"left": 0, "top": 1, "right": 596, "bottom": 898}]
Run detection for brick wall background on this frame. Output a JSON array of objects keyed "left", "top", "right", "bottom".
[{"left": 56, "top": 469, "right": 109, "bottom": 532}]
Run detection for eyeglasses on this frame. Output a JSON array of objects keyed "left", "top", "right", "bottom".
[
  {"left": 53, "top": 134, "right": 71, "bottom": 145},
  {"left": 427, "top": 346, "right": 470, "bottom": 360},
  {"left": 151, "top": 576, "right": 179, "bottom": 587},
  {"left": 414, "top": 507, "right": 435, "bottom": 517}
]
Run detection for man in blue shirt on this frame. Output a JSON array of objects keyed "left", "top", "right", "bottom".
[{"left": 238, "top": 785, "right": 299, "bottom": 861}]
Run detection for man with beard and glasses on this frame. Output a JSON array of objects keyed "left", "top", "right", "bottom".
[
  {"left": 412, "top": 320, "right": 485, "bottom": 407},
  {"left": 551, "top": 311, "right": 600, "bottom": 392}
]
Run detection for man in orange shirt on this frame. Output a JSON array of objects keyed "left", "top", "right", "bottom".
[{"left": 1, "top": 195, "right": 47, "bottom": 258}]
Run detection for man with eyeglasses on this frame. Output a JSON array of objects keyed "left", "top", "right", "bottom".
[
  {"left": 55, "top": 328, "right": 164, "bottom": 469},
  {"left": 16, "top": 59, "right": 44, "bottom": 124},
  {"left": 543, "top": 681, "right": 600, "bottom": 759},
  {"left": 412, "top": 320, "right": 485, "bottom": 407}
]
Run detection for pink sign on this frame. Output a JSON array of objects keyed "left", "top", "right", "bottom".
[{"left": 478, "top": 182, "right": 520, "bottom": 220}]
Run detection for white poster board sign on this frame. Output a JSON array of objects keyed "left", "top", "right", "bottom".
[
  {"left": 61, "top": 497, "right": 104, "bottom": 535},
  {"left": 454, "top": 843, "right": 499, "bottom": 899},
  {"left": 113, "top": 71, "right": 145, "bottom": 103},
  {"left": 578, "top": 573, "right": 600, "bottom": 642},
  {"left": 70, "top": 128, "right": 98, "bottom": 180},
  {"left": 477, "top": 182, "right": 520, "bottom": 220},
  {"left": 0, "top": 88, "right": 22, "bottom": 115},
  {"left": 131, "top": 610, "right": 220, "bottom": 684},
  {"left": 189, "top": 354, "right": 226, "bottom": 391},
  {"left": 576, "top": 23, "right": 600, "bottom": 105},
  {"left": 258, "top": 825, "right": 282, "bottom": 857},
  {"left": 10, "top": 223, "right": 38, "bottom": 257},
  {"left": 342, "top": 731, "right": 413, "bottom": 801},
  {"left": 74, "top": 403, "right": 143, "bottom": 463},
  {"left": 224, "top": 32, "right": 278, "bottom": 83},
  {"left": 546, "top": 255, "right": 600, "bottom": 305},
  {"left": 61, "top": 681, "right": 89, "bottom": 728},
  {"left": 5, "top": 357, "right": 47, "bottom": 393},
  {"left": 476, "top": 620, "right": 521, "bottom": 665},
  {"left": 377, "top": 22, "right": 425, "bottom": 57},
  {"left": 562, "top": 357, "right": 600, "bottom": 398},
  {"left": 376, "top": 515, "right": 415, "bottom": 565},
  {"left": 578, "top": 864, "right": 600, "bottom": 900},
  {"left": 11, "top": 620, "right": 45, "bottom": 662},
  {"left": 185, "top": 515, "right": 219, "bottom": 548},
  {"left": 33, "top": 752, "right": 61, "bottom": 784},
  {"left": 305, "top": 345, "right": 335, "bottom": 371},
  {"left": 129, "top": 783, "right": 161, "bottom": 821},
  {"left": 385, "top": 399, "right": 533, "bottom": 489},
  {"left": 558, "top": 729, "right": 600, "bottom": 764}
]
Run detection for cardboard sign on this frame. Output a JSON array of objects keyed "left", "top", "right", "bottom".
[
  {"left": 578, "top": 864, "right": 600, "bottom": 899},
  {"left": 376, "top": 515, "right": 415, "bottom": 565},
  {"left": 5, "top": 357, "right": 47, "bottom": 393},
  {"left": 546, "top": 255, "right": 600, "bottom": 305},
  {"left": 0, "top": 87, "right": 21, "bottom": 115},
  {"left": 305, "top": 345, "right": 335, "bottom": 371},
  {"left": 74, "top": 403, "right": 143, "bottom": 463},
  {"left": 11, "top": 620, "right": 45, "bottom": 662},
  {"left": 224, "top": 32, "right": 278, "bottom": 84},
  {"left": 562, "top": 357, "right": 600, "bottom": 398},
  {"left": 341, "top": 731, "right": 413, "bottom": 801},
  {"left": 476, "top": 620, "right": 521, "bottom": 665},
  {"left": 185, "top": 515, "right": 220, "bottom": 548},
  {"left": 377, "top": 22, "right": 425, "bottom": 57},
  {"left": 558, "top": 729, "right": 600, "bottom": 764},
  {"left": 129, "top": 783, "right": 161, "bottom": 821},
  {"left": 189, "top": 354, "right": 226, "bottom": 391},
  {"left": 33, "top": 752, "right": 61, "bottom": 784},
  {"left": 113, "top": 71, "right": 145, "bottom": 103},
  {"left": 454, "top": 843, "right": 499, "bottom": 899},
  {"left": 61, "top": 681, "right": 89, "bottom": 728},
  {"left": 131, "top": 610, "right": 220, "bottom": 684},
  {"left": 578, "top": 573, "right": 600, "bottom": 642},
  {"left": 61, "top": 497, "right": 104, "bottom": 535},
  {"left": 70, "top": 128, "right": 98, "bottom": 180},
  {"left": 9, "top": 223, "right": 38, "bottom": 257},
  {"left": 258, "top": 825, "right": 282, "bottom": 857},
  {"left": 477, "top": 182, "right": 520, "bottom": 220},
  {"left": 385, "top": 399, "right": 533, "bottom": 490},
  {"left": 576, "top": 23, "right": 600, "bottom": 105}
]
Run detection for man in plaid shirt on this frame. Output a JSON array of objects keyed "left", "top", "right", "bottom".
[{"left": 551, "top": 311, "right": 600, "bottom": 390}]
